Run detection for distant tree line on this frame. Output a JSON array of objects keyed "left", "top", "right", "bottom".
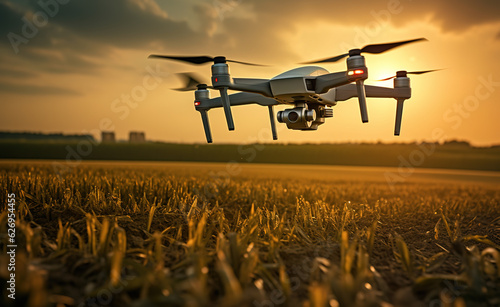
[{"left": 0, "top": 131, "right": 95, "bottom": 142}]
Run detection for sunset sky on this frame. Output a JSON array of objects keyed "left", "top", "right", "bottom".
[{"left": 1, "top": 0, "right": 499, "bottom": 145}]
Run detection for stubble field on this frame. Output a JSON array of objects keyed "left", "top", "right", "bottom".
[{"left": 1, "top": 160, "right": 499, "bottom": 306}]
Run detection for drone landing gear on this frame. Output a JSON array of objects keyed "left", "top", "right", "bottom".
[
  {"left": 268, "top": 105, "right": 278, "bottom": 140},
  {"left": 356, "top": 80, "right": 368, "bottom": 123},
  {"left": 199, "top": 110, "right": 212, "bottom": 143},
  {"left": 393, "top": 72, "right": 411, "bottom": 136},
  {"left": 218, "top": 87, "right": 234, "bottom": 130},
  {"left": 394, "top": 99, "right": 405, "bottom": 136}
]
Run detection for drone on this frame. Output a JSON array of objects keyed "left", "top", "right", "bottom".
[{"left": 149, "top": 38, "right": 437, "bottom": 143}]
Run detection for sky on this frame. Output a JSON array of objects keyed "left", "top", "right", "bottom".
[{"left": 0, "top": 0, "right": 499, "bottom": 145}]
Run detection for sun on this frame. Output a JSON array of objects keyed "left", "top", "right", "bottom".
[{"left": 364, "top": 61, "right": 401, "bottom": 87}]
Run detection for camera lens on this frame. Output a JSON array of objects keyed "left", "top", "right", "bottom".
[{"left": 288, "top": 111, "right": 299, "bottom": 122}]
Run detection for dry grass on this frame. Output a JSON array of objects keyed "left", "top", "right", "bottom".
[{"left": 0, "top": 161, "right": 499, "bottom": 306}]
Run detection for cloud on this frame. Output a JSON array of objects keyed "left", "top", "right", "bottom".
[
  {"left": 0, "top": 66, "right": 38, "bottom": 79},
  {"left": 0, "top": 0, "right": 214, "bottom": 90},
  {"left": 0, "top": 81, "right": 81, "bottom": 96},
  {"left": 26, "top": 0, "right": 201, "bottom": 49},
  {"left": 243, "top": 0, "right": 500, "bottom": 32},
  {"left": 1, "top": 0, "right": 499, "bottom": 82},
  {"left": 0, "top": 2, "right": 23, "bottom": 34},
  {"left": 2, "top": 0, "right": 499, "bottom": 56},
  {"left": 193, "top": 2, "right": 219, "bottom": 36},
  {"left": 0, "top": 0, "right": 206, "bottom": 56},
  {"left": 424, "top": 1, "right": 500, "bottom": 31}
]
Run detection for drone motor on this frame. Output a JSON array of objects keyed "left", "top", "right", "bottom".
[{"left": 211, "top": 57, "right": 235, "bottom": 130}]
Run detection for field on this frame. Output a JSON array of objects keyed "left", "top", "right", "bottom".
[
  {"left": 1, "top": 160, "right": 500, "bottom": 306},
  {"left": 1, "top": 141, "right": 500, "bottom": 172}
]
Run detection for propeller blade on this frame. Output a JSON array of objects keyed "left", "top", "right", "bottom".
[
  {"left": 361, "top": 38, "right": 427, "bottom": 54},
  {"left": 378, "top": 76, "right": 398, "bottom": 81},
  {"left": 407, "top": 69, "right": 441, "bottom": 75},
  {"left": 300, "top": 53, "right": 348, "bottom": 64},
  {"left": 148, "top": 55, "right": 215, "bottom": 65},
  {"left": 226, "top": 59, "right": 267, "bottom": 66},
  {"left": 173, "top": 73, "right": 208, "bottom": 91},
  {"left": 301, "top": 38, "right": 427, "bottom": 64},
  {"left": 377, "top": 69, "right": 441, "bottom": 81},
  {"left": 148, "top": 54, "right": 265, "bottom": 66}
]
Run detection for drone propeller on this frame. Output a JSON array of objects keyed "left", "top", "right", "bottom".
[
  {"left": 148, "top": 55, "right": 265, "bottom": 131},
  {"left": 302, "top": 38, "right": 426, "bottom": 125},
  {"left": 173, "top": 73, "right": 213, "bottom": 91},
  {"left": 148, "top": 54, "right": 266, "bottom": 66},
  {"left": 301, "top": 38, "right": 427, "bottom": 64},
  {"left": 377, "top": 69, "right": 441, "bottom": 81}
]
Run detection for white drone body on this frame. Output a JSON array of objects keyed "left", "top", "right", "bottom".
[
  {"left": 149, "top": 38, "right": 434, "bottom": 143},
  {"left": 269, "top": 66, "right": 334, "bottom": 104}
]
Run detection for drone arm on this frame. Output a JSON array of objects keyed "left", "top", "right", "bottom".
[
  {"left": 230, "top": 79, "right": 273, "bottom": 97},
  {"left": 195, "top": 92, "right": 279, "bottom": 143},
  {"left": 315, "top": 71, "right": 351, "bottom": 94},
  {"left": 335, "top": 83, "right": 412, "bottom": 136},
  {"left": 197, "top": 92, "right": 278, "bottom": 110},
  {"left": 334, "top": 84, "right": 411, "bottom": 101},
  {"left": 366, "top": 85, "right": 411, "bottom": 99}
]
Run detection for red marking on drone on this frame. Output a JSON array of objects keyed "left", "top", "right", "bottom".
[{"left": 348, "top": 69, "right": 365, "bottom": 76}]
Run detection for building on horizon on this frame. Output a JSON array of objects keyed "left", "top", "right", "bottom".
[
  {"left": 129, "top": 131, "right": 145, "bottom": 143},
  {"left": 101, "top": 131, "right": 116, "bottom": 143}
]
